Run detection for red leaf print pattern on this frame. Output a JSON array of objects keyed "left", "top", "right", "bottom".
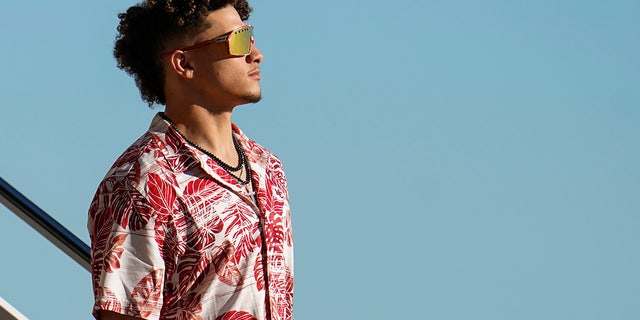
[
  {"left": 183, "top": 178, "right": 225, "bottom": 215},
  {"left": 175, "top": 250, "right": 212, "bottom": 297},
  {"left": 215, "top": 311, "right": 258, "bottom": 320},
  {"left": 213, "top": 241, "right": 243, "bottom": 286},
  {"left": 166, "top": 201, "right": 189, "bottom": 252},
  {"left": 266, "top": 256, "right": 294, "bottom": 320},
  {"left": 112, "top": 141, "right": 148, "bottom": 168},
  {"left": 147, "top": 172, "right": 177, "bottom": 216},
  {"left": 264, "top": 215, "right": 286, "bottom": 255},
  {"left": 253, "top": 253, "right": 265, "bottom": 291},
  {"left": 221, "top": 202, "right": 261, "bottom": 262},
  {"left": 183, "top": 179, "right": 224, "bottom": 251},
  {"left": 92, "top": 179, "right": 134, "bottom": 230},
  {"left": 129, "top": 188, "right": 152, "bottom": 231},
  {"left": 149, "top": 138, "right": 179, "bottom": 187},
  {"left": 89, "top": 117, "right": 293, "bottom": 320},
  {"left": 284, "top": 215, "right": 293, "bottom": 248},
  {"left": 267, "top": 156, "right": 288, "bottom": 198},
  {"left": 163, "top": 292, "right": 204, "bottom": 320},
  {"left": 100, "top": 287, "right": 123, "bottom": 314},
  {"left": 168, "top": 143, "right": 199, "bottom": 173},
  {"left": 207, "top": 158, "right": 240, "bottom": 185},
  {"left": 164, "top": 129, "right": 199, "bottom": 172},
  {"left": 126, "top": 269, "right": 163, "bottom": 318},
  {"left": 105, "top": 233, "right": 127, "bottom": 273},
  {"left": 184, "top": 214, "right": 220, "bottom": 252}
]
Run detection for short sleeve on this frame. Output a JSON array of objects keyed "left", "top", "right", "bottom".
[{"left": 88, "top": 177, "right": 165, "bottom": 320}]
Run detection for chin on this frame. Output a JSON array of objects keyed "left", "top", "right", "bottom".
[{"left": 242, "top": 91, "right": 262, "bottom": 103}]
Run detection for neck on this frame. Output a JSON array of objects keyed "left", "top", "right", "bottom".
[{"left": 163, "top": 103, "right": 237, "bottom": 162}]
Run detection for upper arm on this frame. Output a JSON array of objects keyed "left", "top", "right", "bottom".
[{"left": 89, "top": 178, "right": 166, "bottom": 319}]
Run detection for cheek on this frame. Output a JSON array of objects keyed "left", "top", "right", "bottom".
[
  {"left": 199, "top": 59, "right": 252, "bottom": 93},
  {"left": 198, "top": 64, "right": 228, "bottom": 89},
  {"left": 217, "top": 62, "right": 249, "bottom": 83},
  {"left": 208, "top": 61, "right": 236, "bottom": 79}
]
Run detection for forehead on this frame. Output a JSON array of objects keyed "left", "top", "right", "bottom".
[{"left": 200, "top": 5, "right": 245, "bottom": 38}]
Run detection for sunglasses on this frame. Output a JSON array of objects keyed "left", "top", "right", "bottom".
[{"left": 161, "top": 25, "right": 254, "bottom": 58}]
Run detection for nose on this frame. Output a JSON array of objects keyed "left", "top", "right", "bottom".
[{"left": 246, "top": 40, "right": 263, "bottom": 64}]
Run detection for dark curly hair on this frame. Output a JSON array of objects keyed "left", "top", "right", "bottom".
[{"left": 114, "top": 0, "right": 253, "bottom": 107}]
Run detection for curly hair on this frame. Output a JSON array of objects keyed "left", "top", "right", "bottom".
[{"left": 114, "top": 0, "right": 253, "bottom": 107}]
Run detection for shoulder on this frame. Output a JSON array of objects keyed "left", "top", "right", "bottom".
[
  {"left": 231, "top": 123, "right": 282, "bottom": 165},
  {"left": 93, "top": 124, "right": 187, "bottom": 209},
  {"left": 104, "top": 132, "right": 167, "bottom": 183},
  {"left": 88, "top": 130, "right": 179, "bottom": 236},
  {"left": 103, "top": 113, "right": 184, "bottom": 183},
  {"left": 231, "top": 124, "right": 288, "bottom": 195}
]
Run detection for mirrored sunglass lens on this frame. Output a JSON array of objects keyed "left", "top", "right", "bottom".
[{"left": 229, "top": 26, "right": 253, "bottom": 55}]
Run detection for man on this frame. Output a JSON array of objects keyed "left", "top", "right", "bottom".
[{"left": 87, "top": 1, "right": 293, "bottom": 319}]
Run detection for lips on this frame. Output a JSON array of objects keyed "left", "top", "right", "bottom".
[{"left": 249, "top": 69, "right": 261, "bottom": 80}]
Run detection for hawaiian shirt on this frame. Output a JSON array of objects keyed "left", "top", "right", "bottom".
[{"left": 88, "top": 113, "right": 293, "bottom": 320}]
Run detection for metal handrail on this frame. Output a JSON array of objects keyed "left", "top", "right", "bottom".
[
  {"left": 0, "top": 176, "right": 90, "bottom": 271},
  {"left": 0, "top": 296, "right": 28, "bottom": 320}
]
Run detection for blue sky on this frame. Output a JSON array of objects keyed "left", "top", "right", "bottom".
[{"left": 1, "top": 1, "right": 639, "bottom": 319}]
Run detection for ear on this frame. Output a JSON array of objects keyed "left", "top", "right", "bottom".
[{"left": 168, "top": 51, "right": 195, "bottom": 79}]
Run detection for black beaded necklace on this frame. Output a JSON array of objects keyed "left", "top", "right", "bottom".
[{"left": 160, "top": 113, "right": 252, "bottom": 185}]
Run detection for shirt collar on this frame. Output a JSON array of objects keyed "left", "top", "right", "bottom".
[{"left": 149, "top": 112, "right": 270, "bottom": 202}]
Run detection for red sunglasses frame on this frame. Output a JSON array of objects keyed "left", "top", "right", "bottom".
[{"left": 161, "top": 25, "right": 254, "bottom": 58}]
